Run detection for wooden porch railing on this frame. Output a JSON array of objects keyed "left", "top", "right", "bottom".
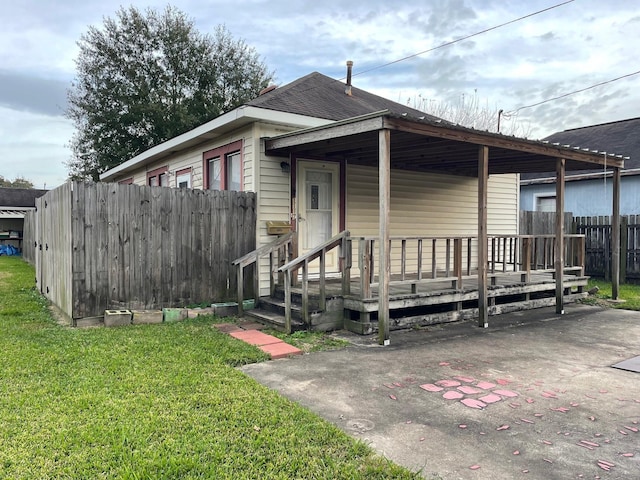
[
  {"left": 488, "top": 234, "right": 586, "bottom": 282},
  {"left": 232, "top": 232, "right": 295, "bottom": 316},
  {"left": 353, "top": 236, "right": 476, "bottom": 299},
  {"left": 353, "top": 234, "right": 586, "bottom": 299},
  {"left": 277, "top": 230, "right": 351, "bottom": 333}
]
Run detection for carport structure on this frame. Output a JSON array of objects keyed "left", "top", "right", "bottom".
[{"left": 265, "top": 111, "right": 624, "bottom": 344}]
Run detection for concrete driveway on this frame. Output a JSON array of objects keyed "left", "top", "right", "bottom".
[{"left": 240, "top": 304, "right": 640, "bottom": 479}]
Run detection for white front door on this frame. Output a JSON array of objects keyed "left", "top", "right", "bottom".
[{"left": 297, "top": 160, "right": 340, "bottom": 273}]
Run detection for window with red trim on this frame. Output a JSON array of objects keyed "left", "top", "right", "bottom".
[
  {"left": 118, "top": 177, "right": 133, "bottom": 185},
  {"left": 176, "top": 168, "right": 192, "bottom": 188},
  {"left": 147, "top": 166, "right": 168, "bottom": 187},
  {"left": 203, "top": 140, "right": 242, "bottom": 191}
]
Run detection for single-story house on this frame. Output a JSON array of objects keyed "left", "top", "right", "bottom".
[
  {"left": 0, "top": 187, "right": 48, "bottom": 253},
  {"left": 100, "top": 68, "right": 623, "bottom": 343},
  {"left": 520, "top": 117, "right": 637, "bottom": 216}
]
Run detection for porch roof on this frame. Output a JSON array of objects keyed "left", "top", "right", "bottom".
[{"left": 265, "top": 111, "right": 625, "bottom": 176}]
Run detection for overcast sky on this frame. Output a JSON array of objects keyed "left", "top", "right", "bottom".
[{"left": 1, "top": 0, "right": 638, "bottom": 189}]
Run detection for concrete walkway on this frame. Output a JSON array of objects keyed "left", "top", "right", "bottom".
[{"left": 240, "top": 305, "right": 640, "bottom": 479}]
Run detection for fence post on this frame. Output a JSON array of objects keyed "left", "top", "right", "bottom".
[{"left": 621, "top": 216, "right": 628, "bottom": 284}]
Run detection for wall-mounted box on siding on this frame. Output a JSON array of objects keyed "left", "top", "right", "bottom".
[{"left": 266, "top": 221, "right": 291, "bottom": 235}]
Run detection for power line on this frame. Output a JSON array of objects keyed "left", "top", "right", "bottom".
[
  {"left": 350, "top": 0, "right": 575, "bottom": 79},
  {"left": 505, "top": 69, "right": 640, "bottom": 115}
]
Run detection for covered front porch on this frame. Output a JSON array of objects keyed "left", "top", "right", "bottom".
[{"left": 237, "top": 111, "right": 624, "bottom": 344}]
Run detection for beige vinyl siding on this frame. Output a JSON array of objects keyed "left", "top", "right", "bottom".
[
  {"left": 111, "top": 127, "right": 255, "bottom": 190},
  {"left": 346, "top": 164, "right": 518, "bottom": 276}
]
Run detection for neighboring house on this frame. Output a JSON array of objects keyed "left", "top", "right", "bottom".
[
  {"left": 520, "top": 117, "right": 638, "bottom": 216},
  {"left": 100, "top": 70, "right": 619, "bottom": 338},
  {"left": 0, "top": 187, "right": 48, "bottom": 252}
]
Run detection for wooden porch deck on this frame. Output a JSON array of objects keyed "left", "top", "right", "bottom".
[
  {"left": 236, "top": 232, "right": 589, "bottom": 334},
  {"left": 276, "top": 270, "right": 588, "bottom": 334}
]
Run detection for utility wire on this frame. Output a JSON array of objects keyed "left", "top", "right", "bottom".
[
  {"left": 350, "top": 0, "right": 575, "bottom": 79},
  {"left": 505, "top": 69, "right": 640, "bottom": 114}
]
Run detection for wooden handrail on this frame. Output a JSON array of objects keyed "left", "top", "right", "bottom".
[
  {"left": 232, "top": 232, "right": 295, "bottom": 316},
  {"left": 278, "top": 231, "right": 350, "bottom": 273},
  {"left": 277, "top": 230, "right": 351, "bottom": 333},
  {"left": 232, "top": 232, "right": 294, "bottom": 268}
]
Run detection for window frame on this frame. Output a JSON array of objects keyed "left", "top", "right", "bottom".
[
  {"left": 203, "top": 140, "right": 243, "bottom": 191},
  {"left": 175, "top": 167, "right": 192, "bottom": 189},
  {"left": 534, "top": 193, "right": 557, "bottom": 212},
  {"left": 118, "top": 177, "right": 134, "bottom": 185},
  {"left": 147, "top": 166, "right": 169, "bottom": 187}
]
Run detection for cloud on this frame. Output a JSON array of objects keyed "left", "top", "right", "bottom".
[
  {"left": 0, "top": 71, "right": 68, "bottom": 116},
  {"left": 0, "top": 107, "right": 72, "bottom": 189}
]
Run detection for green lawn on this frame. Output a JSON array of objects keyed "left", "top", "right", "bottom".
[
  {"left": 584, "top": 278, "right": 640, "bottom": 311},
  {"left": 0, "top": 257, "right": 417, "bottom": 479}
]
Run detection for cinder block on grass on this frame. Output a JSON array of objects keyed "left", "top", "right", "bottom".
[
  {"left": 132, "top": 310, "right": 163, "bottom": 324},
  {"left": 104, "top": 310, "right": 132, "bottom": 327},
  {"left": 211, "top": 302, "right": 238, "bottom": 317},
  {"left": 163, "top": 308, "right": 188, "bottom": 322},
  {"left": 187, "top": 307, "right": 214, "bottom": 318}
]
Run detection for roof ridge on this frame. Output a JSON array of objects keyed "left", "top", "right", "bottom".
[{"left": 560, "top": 116, "right": 640, "bottom": 133}]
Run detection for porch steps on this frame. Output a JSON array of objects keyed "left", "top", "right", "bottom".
[{"left": 243, "top": 298, "right": 305, "bottom": 332}]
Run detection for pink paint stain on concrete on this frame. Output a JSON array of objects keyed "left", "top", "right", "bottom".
[
  {"left": 443, "top": 390, "right": 464, "bottom": 400},
  {"left": 479, "top": 393, "right": 502, "bottom": 404},
  {"left": 438, "top": 362, "right": 450, "bottom": 366},
  {"left": 453, "top": 375, "right": 475, "bottom": 383},
  {"left": 496, "top": 378, "right": 511, "bottom": 385},
  {"left": 494, "top": 389, "right": 519, "bottom": 398},
  {"left": 419, "top": 383, "right": 443, "bottom": 392},
  {"left": 475, "top": 381, "right": 496, "bottom": 390},
  {"left": 469, "top": 465, "right": 481, "bottom": 470},
  {"left": 436, "top": 379, "right": 461, "bottom": 388},
  {"left": 496, "top": 425, "right": 510, "bottom": 431},
  {"left": 461, "top": 398, "right": 487, "bottom": 409},
  {"left": 458, "top": 385, "right": 481, "bottom": 395}
]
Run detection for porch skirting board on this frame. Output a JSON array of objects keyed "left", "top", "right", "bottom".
[{"left": 345, "top": 292, "right": 588, "bottom": 334}]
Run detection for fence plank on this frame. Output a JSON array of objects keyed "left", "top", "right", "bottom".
[{"left": 30, "top": 182, "right": 256, "bottom": 320}]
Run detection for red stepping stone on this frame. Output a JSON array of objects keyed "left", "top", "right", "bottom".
[
  {"left": 259, "top": 342, "right": 302, "bottom": 359},
  {"left": 230, "top": 330, "right": 282, "bottom": 346},
  {"left": 438, "top": 362, "right": 450, "bottom": 366},
  {"left": 621, "top": 453, "right": 634, "bottom": 457},
  {"left": 443, "top": 390, "right": 464, "bottom": 400},
  {"left": 213, "top": 323, "right": 243, "bottom": 333},
  {"left": 479, "top": 393, "right": 502, "bottom": 404},
  {"left": 436, "top": 379, "right": 461, "bottom": 387},
  {"left": 494, "top": 389, "right": 519, "bottom": 398},
  {"left": 496, "top": 378, "right": 511, "bottom": 385},
  {"left": 419, "top": 383, "right": 443, "bottom": 392},
  {"left": 453, "top": 375, "right": 475, "bottom": 383},
  {"left": 461, "top": 398, "right": 486, "bottom": 409},
  {"left": 469, "top": 465, "right": 480, "bottom": 470},
  {"left": 496, "top": 425, "right": 510, "bottom": 431},
  {"left": 458, "top": 385, "right": 481, "bottom": 395},
  {"left": 476, "top": 381, "right": 496, "bottom": 390}
]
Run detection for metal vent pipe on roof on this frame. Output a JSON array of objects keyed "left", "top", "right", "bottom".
[{"left": 345, "top": 60, "right": 353, "bottom": 96}]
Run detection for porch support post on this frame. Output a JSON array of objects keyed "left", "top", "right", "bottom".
[
  {"left": 378, "top": 129, "right": 391, "bottom": 345},
  {"left": 612, "top": 166, "right": 621, "bottom": 300},
  {"left": 477, "top": 145, "right": 489, "bottom": 328},
  {"left": 555, "top": 158, "right": 565, "bottom": 314}
]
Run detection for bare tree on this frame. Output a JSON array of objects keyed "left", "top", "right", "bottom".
[{"left": 407, "top": 90, "right": 532, "bottom": 137}]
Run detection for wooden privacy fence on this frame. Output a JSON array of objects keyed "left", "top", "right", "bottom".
[
  {"left": 23, "top": 182, "right": 256, "bottom": 323},
  {"left": 573, "top": 215, "right": 640, "bottom": 281},
  {"left": 521, "top": 211, "right": 640, "bottom": 281}
]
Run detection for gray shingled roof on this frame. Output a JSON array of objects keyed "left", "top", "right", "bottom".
[
  {"left": 247, "top": 72, "right": 444, "bottom": 123},
  {"left": 521, "top": 117, "right": 640, "bottom": 181},
  {"left": 0, "top": 188, "right": 48, "bottom": 207}
]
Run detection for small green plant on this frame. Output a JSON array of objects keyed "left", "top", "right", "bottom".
[
  {"left": 582, "top": 279, "right": 640, "bottom": 311},
  {"left": 266, "top": 329, "right": 350, "bottom": 353}
]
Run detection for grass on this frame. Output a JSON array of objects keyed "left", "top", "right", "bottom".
[
  {"left": 0, "top": 257, "right": 418, "bottom": 479},
  {"left": 582, "top": 278, "right": 640, "bottom": 311},
  {"left": 264, "top": 329, "right": 350, "bottom": 353}
]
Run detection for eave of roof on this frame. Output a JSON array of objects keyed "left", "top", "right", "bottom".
[
  {"left": 521, "top": 168, "right": 640, "bottom": 185},
  {"left": 265, "top": 111, "right": 625, "bottom": 175},
  {"left": 99, "top": 106, "right": 332, "bottom": 181}
]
